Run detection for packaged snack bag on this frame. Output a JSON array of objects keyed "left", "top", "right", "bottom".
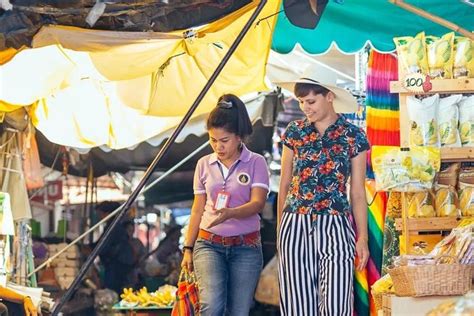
[
  {"left": 426, "top": 33, "right": 455, "bottom": 79},
  {"left": 437, "top": 163, "right": 461, "bottom": 187},
  {"left": 394, "top": 32, "right": 430, "bottom": 75},
  {"left": 458, "top": 167, "right": 474, "bottom": 216},
  {"left": 435, "top": 163, "right": 461, "bottom": 217},
  {"left": 435, "top": 187, "right": 458, "bottom": 217},
  {"left": 458, "top": 95, "right": 474, "bottom": 147},
  {"left": 407, "top": 94, "right": 439, "bottom": 146},
  {"left": 438, "top": 94, "right": 462, "bottom": 147},
  {"left": 372, "top": 146, "right": 441, "bottom": 192},
  {"left": 408, "top": 191, "right": 436, "bottom": 218},
  {"left": 453, "top": 37, "right": 474, "bottom": 78}
]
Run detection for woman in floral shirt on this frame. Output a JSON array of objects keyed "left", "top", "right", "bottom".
[{"left": 277, "top": 69, "right": 370, "bottom": 316}]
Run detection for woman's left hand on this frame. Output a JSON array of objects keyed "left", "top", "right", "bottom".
[
  {"left": 23, "top": 297, "right": 38, "bottom": 316},
  {"left": 208, "top": 208, "right": 234, "bottom": 228},
  {"left": 355, "top": 238, "right": 369, "bottom": 271}
]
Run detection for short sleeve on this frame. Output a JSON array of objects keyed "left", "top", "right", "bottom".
[
  {"left": 281, "top": 121, "right": 299, "bottom": 150},
  {"left": 193, "top": 159, "right": 206, "bottom": 195},
  {"left": 350, "top": 127, "right": 371, "bottom": 158},
  {"left": 251, "top": 156, "right": 270, "bottom": 191}
]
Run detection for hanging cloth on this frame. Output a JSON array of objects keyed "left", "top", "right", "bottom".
[{"left": 0, "top": 131, "right": 32, "bottom": 220}]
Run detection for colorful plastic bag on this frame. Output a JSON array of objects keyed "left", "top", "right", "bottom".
[{"left": 171, "top": 268, "right": 200, "bottom": 316}]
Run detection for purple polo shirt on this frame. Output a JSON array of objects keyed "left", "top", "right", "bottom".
[{"left": 193, "top": 145, "right": 270, "bottom": 237}]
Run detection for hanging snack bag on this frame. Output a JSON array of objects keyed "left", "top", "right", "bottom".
[
  {"left": 407, "top": 94, "right": 440, "bottom": 146},
  {"left": 458, "top": 95, "right": 474, "bottom": 147},
  {"left": 435, "top": 163, "right": 461, "bottom": 217},
  {"left": 435, "top": 187, "right": 458, "bottom": 217},
  {"left": 408, "top": 191, "right": 436, "bottom": 218},
  {"left": 394, "top": 32, "right": 430, "bottom": 75},
  {"left": 453, "top": 37, "right": 474, "bottom": 78},
  {"left": 426, "top": 33, "right": 455, "bottom": 79},
  {"left": 438, "top": 94, "right": 462, "bottom": 147},
  {"left": 372, "top": 146, "right": 441, "bottom": 192},
  {"left": 458, "top": 166, "right": 474, "bottom": 216}
]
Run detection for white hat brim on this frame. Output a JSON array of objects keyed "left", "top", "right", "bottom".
[{"left": 276, "top": 79, "right": 358, "bottom": 114}]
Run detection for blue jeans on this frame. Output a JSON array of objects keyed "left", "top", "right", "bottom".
[{"left": 193, "top": 237, "right": 263, "bottom": 316}]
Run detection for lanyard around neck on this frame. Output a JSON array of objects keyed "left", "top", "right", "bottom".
[{"left": 217, "top": 160, "right": 240, "bottom": 191}]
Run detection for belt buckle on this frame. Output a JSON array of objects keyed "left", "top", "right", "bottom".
[{"left": 222, "top": 236, "right": 231, "bottom": 246}]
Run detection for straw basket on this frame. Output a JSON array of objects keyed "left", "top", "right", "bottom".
[
  {"left": 388, "top": 255, "right": 473, "bottom": 297},
  {"left": 372, "top": 292, "right": 383, "bottom": 312}
]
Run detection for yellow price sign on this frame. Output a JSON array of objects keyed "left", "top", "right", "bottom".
[{"left": 403, "top": 73, "right": 433, "bottom": 93}]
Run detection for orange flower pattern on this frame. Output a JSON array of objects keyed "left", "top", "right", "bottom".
[{"left": 281, "top": 116, "right": 370, "bottom": 217}]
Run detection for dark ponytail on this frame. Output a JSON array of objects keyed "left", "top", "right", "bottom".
[{"left": 206, "top": 94, "right": 253, "bottom": 138}]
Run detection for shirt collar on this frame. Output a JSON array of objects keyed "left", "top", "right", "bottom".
[
  {"left": 302, "top": 115, "right": 346, "bottom": 132},
  {"left": 209, "top": 144, "right": 251, "bottom": 164}
]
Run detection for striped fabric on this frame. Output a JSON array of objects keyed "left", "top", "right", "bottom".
[
  {"left": 366, "top": 50, "right": 400, "bottom": 178},
  {"left": 354, "top": 50, "right": 400, "bottom": 316},
  {"left": 278, "top": 212, "right": 355, "bottom": 316}
]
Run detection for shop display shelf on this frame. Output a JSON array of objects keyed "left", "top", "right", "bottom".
[
  {"left": 395, "top": 216, "right": 474, "bottom": 232},
  {"left": 440, "top": 147, "right": 474, "bottom": 162},
  {"left": 389, "top": 78, "right": 474, "bottom": 95},
  {"left": 390, "top": 78, "right": 474, "bottom": 147}
]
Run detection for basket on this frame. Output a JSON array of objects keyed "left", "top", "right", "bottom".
[
  {"left": 388, "top": 255, "right": 473, "bottom": 297},
  {"left": 372, "top": 292, "right": 383, "bottom": 312}
]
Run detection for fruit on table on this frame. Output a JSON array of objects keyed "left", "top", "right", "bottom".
[{"left": 120, "top": 285, "right": 177, "bottom": 307}]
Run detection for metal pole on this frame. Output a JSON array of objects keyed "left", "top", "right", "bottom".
[
  {"left": 52, "top": 1, "right": 267, "bottom": 313},
  {"left": 142, "top": 140, "right": 210, "bottom": 195},
  {"left": 28, "top": 140, "right": 209, "bottom": 278}
]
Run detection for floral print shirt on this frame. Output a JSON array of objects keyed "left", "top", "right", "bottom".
[{"left": 281, "top": 116, "right": 370, "bottom": 219}]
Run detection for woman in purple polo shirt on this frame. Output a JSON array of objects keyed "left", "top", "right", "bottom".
[{"left": 181, "top": 94, "right": 270, "bottom": 316}]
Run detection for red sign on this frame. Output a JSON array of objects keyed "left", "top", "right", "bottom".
[
  {"left": 31, "top": 180, "right": 63, "bottom": 203},
  {"left": 403, "top": 73, "right": 433, "bottom": 93}
]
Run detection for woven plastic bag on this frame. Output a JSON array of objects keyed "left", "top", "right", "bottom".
[{"left": 171, "top": 268, "right": 200, "bottom": 316}]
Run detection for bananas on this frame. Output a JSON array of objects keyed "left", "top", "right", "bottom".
[{"left": 120, "top": 286, "right": 177, "bottom": 308}]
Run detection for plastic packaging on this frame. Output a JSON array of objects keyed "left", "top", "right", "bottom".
[
  {"left": 458, "top": 167, "right": 474, "bottom": 216},
  {"left": 426, "top": 33, "right": 454, "bottom": 79},
  {"left": 453, "top": 36, "right": 474, "bottom": 78},
  {"left": 458, "top": 95, "right": 474, "bottom": 147},
  {"left": 394, "top": 32, "right": 429, "bottom": 75},
  {"left": 408, "top": 191, "right": 435, "bottom": 218},
  {"left": 407, "top": 94, "right": 439, "bottom": 146},
  {"left": 372, "top": 146, "right": 441, "bottom": 192},
  {"left": 438, "top": 94, "right": 462, "bottom": 147}
]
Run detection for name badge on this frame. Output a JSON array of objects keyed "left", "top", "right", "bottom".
[{"left": 214, "top": 191, "right": 230, "bottom": 210}]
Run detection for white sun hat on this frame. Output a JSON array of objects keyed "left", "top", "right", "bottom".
[{"left": 276, "top": 66, "right": 358, "bottom": 113}]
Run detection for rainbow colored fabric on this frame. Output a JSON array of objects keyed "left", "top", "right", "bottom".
[{"left": 354, "top": 51, "right": 399, "bottom": 316}]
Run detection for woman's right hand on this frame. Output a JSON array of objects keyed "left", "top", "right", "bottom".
[{"left": 181, "top": 250, "right": 194, "bottom": 272}]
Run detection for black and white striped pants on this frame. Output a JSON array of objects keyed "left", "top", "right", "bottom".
[{"left": 278, "top": 212, "right": 355, "bottom": 316}]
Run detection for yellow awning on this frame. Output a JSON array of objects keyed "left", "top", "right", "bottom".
[{"left": 0, "top": 0, "right": 280, "bottom": 149}]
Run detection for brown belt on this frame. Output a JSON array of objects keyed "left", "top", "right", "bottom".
[{"left": 198, "top": 229, "right": 260, "bottom": 247}]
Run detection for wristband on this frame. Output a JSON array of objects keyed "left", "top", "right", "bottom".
[{"left": 183, "top": 246, "right": 194, "bottom": 253}]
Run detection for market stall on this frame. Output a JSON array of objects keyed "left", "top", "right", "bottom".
[
  {"left": 369, "top": 29, "right": 474, "bottom": 315},
  {"left": 1, "top": 1, "right": 474, "bottom": 315}
]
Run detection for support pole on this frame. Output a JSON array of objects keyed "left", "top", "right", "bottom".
[
  {"left": 389, "top": 0, "right": 474, "bottom": 41},
  {"left": 28, "top": 140, "right": 209, "bottom": 278},
  {"left": 52, "top": 1, "right": 267, "bottom": 314}
]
